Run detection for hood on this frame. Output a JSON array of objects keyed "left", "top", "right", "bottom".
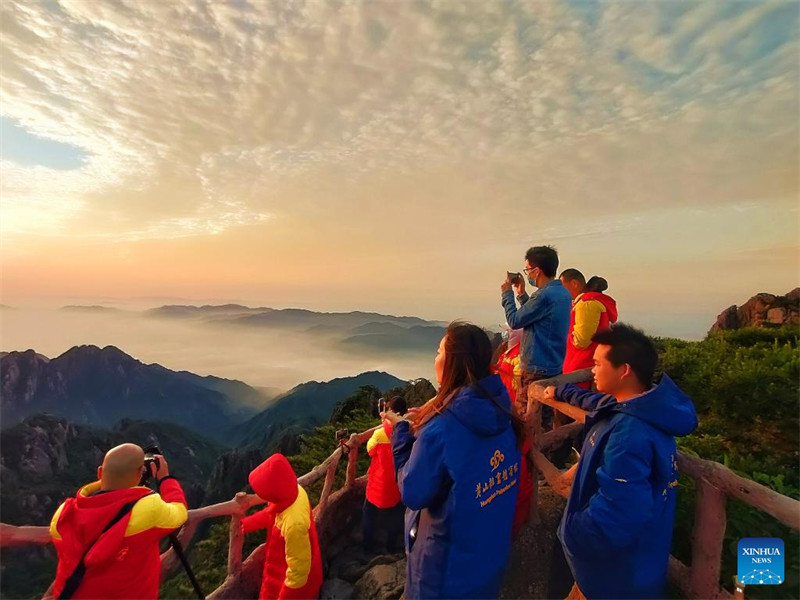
[
  {"left": 59, "top": 482, "right": 153, "bottom": 568},
  {"left": 446, "top": 374, "right": 513, "bottom": 437},
  {"left": 582, "top": 292, "right": 618, "bottom": 323},
  {"left": 249, "top": 453, "right": 299, "bottom": 510},
  {"left": 615, "top": 374, "right": 698, "bottom": 437}
]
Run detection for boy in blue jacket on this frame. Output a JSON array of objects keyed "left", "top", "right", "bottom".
[{"left": 546, "top": 323, "right": 697, "bottom": 599}]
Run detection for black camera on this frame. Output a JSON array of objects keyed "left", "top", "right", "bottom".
[
  {"left": 335, "top": 429, "right": 349, "bottom": 455},
  {"left": 139, "top": 445, "right": 162, "bottom": 486}
]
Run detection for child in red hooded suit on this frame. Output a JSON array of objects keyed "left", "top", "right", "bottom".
[{"left": 242, "top": 454, "right": 323, "bottom": 600}]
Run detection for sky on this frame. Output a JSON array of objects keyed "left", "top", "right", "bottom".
[{"left": 1, "top": 0, "right": 798, "bottom": 340}]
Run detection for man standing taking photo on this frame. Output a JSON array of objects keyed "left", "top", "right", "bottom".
[
  {"left": 501, "top": 245, "right": 572, "bottom": 417},
  {"left": 546, "top": 324, "right": 697, "bottom": 599},
  {"left": 49, "top": 443, "right": 188, "bottom": 599}
]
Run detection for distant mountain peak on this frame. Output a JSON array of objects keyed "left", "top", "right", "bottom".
[
  {"left": 59, "top": 305, "right": 123, "bottom": 313},
  {"left": 56, "top": 344, "right": 136, "bottom": 363},
  {"left": 1, "top": 349, "right": 51, "bottom": 363}
]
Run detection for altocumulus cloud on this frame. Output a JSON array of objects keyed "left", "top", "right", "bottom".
[{"left": 0, "top": 0, "right": 797, "bottom": 241}]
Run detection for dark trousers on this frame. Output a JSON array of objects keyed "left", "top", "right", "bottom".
[
  {"left": 363, "top": 499, "right": 405, "bottom": 555},
  {"left": 549, "top": 536, "right": 576, "bottom": 599}
]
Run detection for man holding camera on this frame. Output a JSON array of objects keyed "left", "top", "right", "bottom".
[
  {"left": 49, "top": 443, "right": 188, "bottom": 599},
  {"left": 501, "top": 245, "right": 572, "bottom": 415}
]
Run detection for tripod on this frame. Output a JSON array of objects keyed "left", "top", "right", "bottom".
[
  {"left": 140, "top": 442, "right": 204, "bottom": 599},
  {"left": 168, "top": 531, "right": 205, "bottom": 599}
]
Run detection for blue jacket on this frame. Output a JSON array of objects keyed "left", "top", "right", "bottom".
[
  {"left": 501, "top": 279, "right": 572, "bottom": 376},
  {"left": 556, "top": 375, "right": 698, "bottom": 599},
  {"left": 392, "top": 375, "right": 521, "bottom": 599}
]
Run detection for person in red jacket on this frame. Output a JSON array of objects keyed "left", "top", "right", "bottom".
[
  {"left": 242, "top": 454, "right": 323, "bottom": 600},
  {"left": 49, "top": 443, "right": 188, "bottom": 599},
  {"left": 363, "top": 396, "right": 407, "bottom": 555},
  {"left": 559, "top": 270, "right": 619, "bottom": 378},
  {"left": 493, "top": 328, "right": 522, "bottom": 404},
  {"left": 492, "top": 333, "right": 533, "bottom": 538}
]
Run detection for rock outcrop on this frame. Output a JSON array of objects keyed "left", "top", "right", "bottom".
[{"left": 709, "top": 288, "right": 799, "bottom": 333}]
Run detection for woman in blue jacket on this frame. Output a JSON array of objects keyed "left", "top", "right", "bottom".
[{"left": 383, "top": 322, "right": 523, "bottom": 599}]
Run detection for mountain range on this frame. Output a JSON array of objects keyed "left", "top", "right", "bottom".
[
  {"left": 0, "top": 346, "right": 271, "bottom": 443},
  {"left": 339, "top": 323, "right": 447, "bottom": 353},
  {"left": 1, "top": 344, "right": 410, "bottom": 450},
  {"left": 229, "top": 371, "right": 407, "bottom": 450},
  {"left": 142, "top": 304, "right": 445, "bottom": 338}
]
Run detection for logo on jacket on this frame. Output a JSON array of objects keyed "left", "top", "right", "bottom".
[
  {"left": 475, "top": 460, "right": 519, "bottom": 507},
  {"left": 737, "top": 538, "right": 783, "bottom": 585},
  {"left": 490, "top": 450, "right": 505, "bottom": 471}
]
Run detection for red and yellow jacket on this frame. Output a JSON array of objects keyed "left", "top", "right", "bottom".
[
  {"left": 242, "top": 454, "right": 322, "bottom": 600},
  {"left": 365, "top": 421, "right": 402, "bottom": 508},
  {"left": 563, "top": 292, "right": 618, "bottom": 375},
  {"left": 491, "top": 354, "right": 532, "bottom": 538},
  {"left": 494, "top": 343, "right": 521, "bottom": 404},
  {"left": 49, "top": 478, "right": 188, "bottom": 599}
]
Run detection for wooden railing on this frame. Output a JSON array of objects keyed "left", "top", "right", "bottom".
[
  {"left": 524, "top": 369, "right": 800, "bottom": 600},
  {"left": 0, "top": 425, "right": 379, "bottom": 599}
]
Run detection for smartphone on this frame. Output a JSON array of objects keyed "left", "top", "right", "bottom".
[{"left": 507, "top": 271, "right": 522, "bottom": 285}]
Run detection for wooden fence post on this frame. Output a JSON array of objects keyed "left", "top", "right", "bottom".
[
  {"left": 345, "top": 434, "right": 360, "bottom": 488},
  {"left": 227, "top": 513, "right": 243, "bottom": 577},
  {"left": 690, "top": 478, "right": 727, "bottom": 599},
  {"left": 226, "top": 491, "right": 250, "bottom": 578},
  {"left": 315, "top": 451, "right": 342, "bottom": 517},
  {"left": 526, "top": 384, "right": 543, "bottom": 524}
]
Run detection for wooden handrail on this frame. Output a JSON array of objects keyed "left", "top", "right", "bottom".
[
  {"left": 0, "top": 523, "right": 51, "bottom": 547},
  {"left": 678, "top": 453, "right": 800, "bottom": 530}
]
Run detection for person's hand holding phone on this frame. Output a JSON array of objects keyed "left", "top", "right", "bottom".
[{"left": 381, "top": 410, "right": 404, "bottom": 427}]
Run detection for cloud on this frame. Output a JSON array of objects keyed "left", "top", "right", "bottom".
[
  {"left": 0, "top": 0, "right": 797, "bottom": 331},
  {"left": 1, "top": 1, "right": 797, "bottom": 236}
]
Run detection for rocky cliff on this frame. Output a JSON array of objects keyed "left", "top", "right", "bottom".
[{"left": 710, "top": 288, "right": 799, "bottom": 333}]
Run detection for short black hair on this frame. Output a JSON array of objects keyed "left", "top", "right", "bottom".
[
  {"left": 390, "top": 396, "right": 408, "bottom": 415},
  {"left": 585, "top": 276, "right": 608, "bottom": 293},
  {"left": 592, "top": 323, "right": 657, "bottom": 388},
  {"left": 559, "top": 268, "right": 585, "bottom": 286},
  {"left": 524, "top": 245, "right": 559, "bottom": 278}
]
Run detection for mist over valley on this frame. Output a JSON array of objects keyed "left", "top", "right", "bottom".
[{"left": 0, "top": 303, "right": 444, "bottom": 391}]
